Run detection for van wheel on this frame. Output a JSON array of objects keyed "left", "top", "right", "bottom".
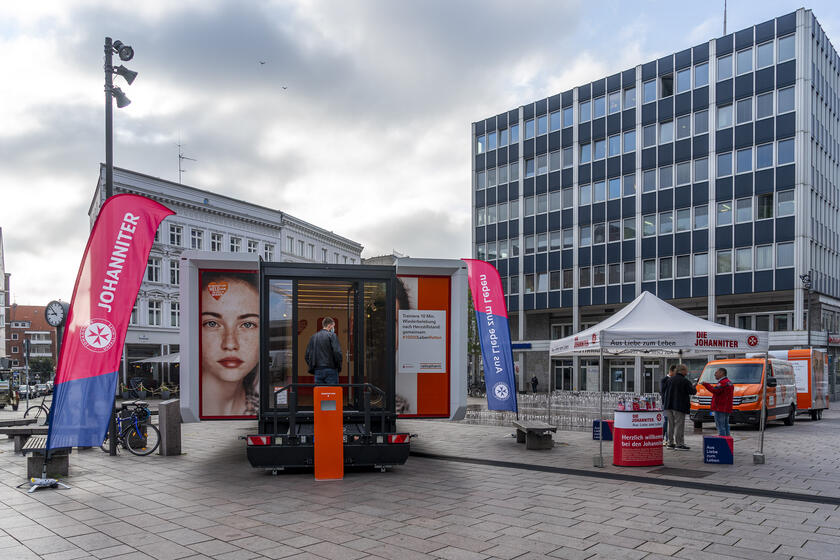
[
  {"left": 693, "top": 421, "right": 703, "bottom": 429},
  {"left": 784, "top": 405, "right": 795, "bottom": 426}
]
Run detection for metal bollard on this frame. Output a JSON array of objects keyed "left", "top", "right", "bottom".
[{"left": 158, "top": 399, "right": 182, "bottom": 456}]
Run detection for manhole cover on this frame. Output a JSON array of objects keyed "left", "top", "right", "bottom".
[{"left": 648, "top": 467, "right": 713, "bottom": 478}]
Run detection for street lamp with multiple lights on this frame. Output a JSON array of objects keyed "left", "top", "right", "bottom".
[{"left": 103, "top": 37, "right": 137, "bottom": 455}]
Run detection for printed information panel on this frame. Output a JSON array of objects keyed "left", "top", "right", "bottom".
[{"left": 613, "top": 410, "right": 664, "bottom": 467}]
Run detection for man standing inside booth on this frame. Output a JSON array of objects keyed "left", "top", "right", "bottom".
[{"left": 306, "top": 317, "right": 342, "bottom": 385}]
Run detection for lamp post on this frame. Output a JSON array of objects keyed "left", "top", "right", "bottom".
[
  {"left": 103, "top": 37, "right": 137, "bottom": 455},
  {"left": 800, "top": 272, "right": 812, "bottom": 348}
]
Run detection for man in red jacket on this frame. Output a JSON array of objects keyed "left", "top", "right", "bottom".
[{"left": 702, "top": 368, "right": 734, "bottom": 436}]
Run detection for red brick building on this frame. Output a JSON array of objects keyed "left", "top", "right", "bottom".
[{"left": 5, "top": 304, "right": 57, "bottom": 372}]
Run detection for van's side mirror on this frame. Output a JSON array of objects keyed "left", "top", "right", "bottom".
[{"left": 767, "top": 377, "right": 777, "bottom": 387}]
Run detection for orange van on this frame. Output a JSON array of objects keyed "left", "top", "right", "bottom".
[
  {"left": 766, "top": 349, "right": 829, "bottom": 420},
  {"left": 690, "top": 358, "right": 797, "bottom": 428}
]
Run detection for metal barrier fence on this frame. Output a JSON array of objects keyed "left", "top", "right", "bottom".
[{"left": 462, "top": 391, "right": 663, "bottom": 431}]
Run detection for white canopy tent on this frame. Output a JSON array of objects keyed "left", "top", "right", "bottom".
[
  {"left": 549, "top": 291, "right": 770, "bottom": 466},
  {"left": 550, "top": 291, "right": 768, "bottom": 358},
  {"left": 132, "top": 353, "right": 180, "bottom": 364}
]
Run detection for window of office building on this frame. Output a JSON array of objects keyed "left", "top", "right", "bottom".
[
  {"left": 594, "top": 265, "right": 606, "bottom": 286},
  {"left": 694, "top": 205, "right": 708, "bottom": 228},
  {"left": 525, "top": 118, "right": 535, "bottom": 139},
  {"left": 511, "top": 238, "right": 520, "bottom": 256},
  {"left": 623, "top": 130, "right": 636, "bottom": 153},
  {"left": 499, "top": 128, "right": 508, "bottom": 146},
  {"left": 510, "top": 199, "right": 519, "bottom": 219},
  {"left": 624, "top": 261, "right": 636, "bottom": 283},
  {"left": 488, "top": 132, "right": 497, "bottom": 150},
  {"left": 594, "top": 96, "right": 606, "bottom": 118},
  {"left": 231, "top": 236, "right": 242, "bottom": 252},
  {"left": 676, "top": 255, "right": 691, "bottom": 278},
  {"left": 609, "top": 220, "right": 621, "bottom": 242},
  {"left": 643, "top": 80, "right": 656, "bottom": 103},
  {"left": 580, "top": 267, "right": 591, "bottom": 287},
  {"left": 537, "top": 155, "right": 548, "bottom": 175},
  {"left": 777, "top": 190, "right": 794, "bottom": 216},
  {"left": 736, "top": 247, "right": 752, "bottom": 271},
  {"left": 717, "top": 104, "right": 733, "bottom": 129},
  {"left": 643, "top": 260, "right": 656, "bottom": 281},
  {"left": 525, "top": 235, "right": 535, "bottom": 254},
  {"left": 549, "top": 231, "right": 562, "bottom": 251},
  {"left": 623, "top": 174, "right": 636, "bottom": 196},
  {"left": 777, "top": 138, "right": 794, "bottom": 165},
  {"left": 643, "top": 169, "right": 656, "bottom": 192},
  {"left": 593, "top": 223, "right": 606, "bottom": 245},
  {"left": 755, "top": 245, "right": 773, "bottom": 269},
  {"left": 757, "top": 41, "right": 774, "bottom": 69},
  {"left": 549, "top": 150, "right": 562, "bottom": 171},
  {"left": 510, "top": 123, "right": 519, "bottom": 143},
  {"left": 756, "top": 91, "right": 773, "bottom": 119},
  {"left": 563, "top": 106, "right": 574, "bottom": 127},
  {"left": 776, "top": 242, "right": 794, "bottom": 267},
  {"left": 524, "top": 274, "right": 535, "bottom": 294},
  {"left": 580, "top": 143, "right": 591, "bottom": 164},
  {"left": 537, "top": 115, "right": 547, "bottom": 135},
  {"left": 562, "top": 188, "right": 574, "bottom": 209},
  {"left": 643, "top": 214, "right": 656, "bottom": 237},
  {"left": 609, "top": 134, "right": 620, "bottom": 156},
  {"left": 676, "top": 68, "right": 691, "bottom": 93},
  {"left": 676, "top": 115, "right": 691, "bottom": 139},
  {"left": 736, "top": 48, "right": 752, "bottom": 75},
  {"left": 717, "top": 54, "right": 733, "bottom": 80},
  {"left": 676, "top": 161, "right": 690, "bottom": 185},
  {"left": 537, "top": 233, "right": 548, "bottom": 252},
  {"left": 525, "top": 158, "right": 535, "bottom": 177},
  {"left": 659, "top": 211, "right": 673, "bottom": 234},
  {"left": 609, "top": 91, "right": 621, "bottom": 114},
  {"left": 778, "top": 35, "right": 795, "bottom": 62},
  {"left": 660, "top": 120, "right": 674, "bottom": 143},
  {"left": 580, "top": 184, "right": 592, "bottom": 205},
  {"left": 594, "top": 139, "right": 606, "bottom": 160},
  {"left": 609, "top": 178, "right": 621, "bottom": 200},
  {"left": 659, "top": 165, "right": 673, "bottom": 189},
  {"left": 736, "top": 147, "right": 752, "bottom": 173},
  {"left": 550, "top": 271, "right": 563, "bottom": 291},
  {"left": 736, "top": 98, "right": 752, "bottom": 124},
  {"left": 777, "top": 86, "right": 794, "bottom": 113},
  {"left": 476, "top": 135, "right": 486, "bottom": 153},
  {"left": 694, "top": 253, "right": 708, "bottom": 276},
  {"left": 580, "top": 225, "right": 592, "bottom": 246},
  {"left": 562, "top": 228, "right": 574, "bottom": 248},
  {"left": 717, "top": 201, "right": 732, "bottom": 225},
  {"left": 695, "top": 62, "right": 709, "bottom": 87},
  {"left": 676, "top": 208, "right": 691, "bottom": 232},
  {"left": 475, "top": 207, "right": 485, "bottom": 227},
  {"left": 660, "top": 257, "right": 673, "bottom": 279},
  {"left": 609, "top": 263, "right": 621, "bottom": 284},
  {"left": 594, "top": 181, "right": 606, "bottom": 203},
  {"left": 643, "top": 124, "right": 656, "bottom": 147},
  {"left": 717, "top": 249, "right": 732, "bottom": 273},
  {"left": 717, "top": 152, "right": 733, "bottom": 177},
  {"left": 756, "top": 193, "right": 773, "bottom": 220},
  {"left": 660, "top": 74, "right": 673, "bottom": 98},
  {"left": 756, "top": 143, "right": 773, "bottom": 168},
  {"left": 624, "top": 87, "right": 636, "bottom": 108},
  {"left": 695, "top": 110, "right": 709, "bottom": 134},
  {"left": 695, "top": 157, "right": 709, "bottom": 182},
  {"left": 623, "top": 217, "right": 636, "bottom": 239},
  {"left": 488, "top": 168, "right": 497, "bottom": 187},
  {"left": 580, "top": 100, "right": 591, "bottom": 122}
]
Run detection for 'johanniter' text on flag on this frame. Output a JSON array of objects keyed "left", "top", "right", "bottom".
[
  {"left": 47, "top": 194, "right": 174, "bottom": 450},
  {"left": 463, "top": 259, "right": 518, "bottom": 413}
]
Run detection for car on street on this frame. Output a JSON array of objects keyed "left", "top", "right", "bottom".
[{"left": 36, "top": 383, "right": 48, "bottom": 396}]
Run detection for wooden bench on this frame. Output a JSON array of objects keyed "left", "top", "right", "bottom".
[
  {"left": 512, "top": 420, "right": 557, "bottom": 450},
  {"left": 21, "top": 435, "right": 71, "bottom": 478},
  {"left": 0, "top": 425, "right": 49, "bottom": 453},
  {"left": 0, "top": 418, "right": 37, "bottom": 428}
]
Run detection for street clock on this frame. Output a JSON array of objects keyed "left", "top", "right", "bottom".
[{"left": 45, "top": 300, "right": 69, "bottom": 328}]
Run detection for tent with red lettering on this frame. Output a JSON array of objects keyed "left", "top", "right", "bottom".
[{"left": 550, "top": 291, "right": 767, "bottom": 357}]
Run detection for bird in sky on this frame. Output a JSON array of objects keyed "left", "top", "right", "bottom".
[{"left": 259, "top": 60, "right": 266, "bottom": 65}]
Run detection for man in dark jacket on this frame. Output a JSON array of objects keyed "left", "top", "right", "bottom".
[
  {"left": 660, "top": 365, "right": 676, "bottom": 445},
  {"left": 305, "top": 317, "right": 342, "bottom": 385},
  {"left": 702, "top": 367, "right": 734, "bottom": 436},
  {"left": 663, "top": 364, "right": 696, "bottom": 450}
]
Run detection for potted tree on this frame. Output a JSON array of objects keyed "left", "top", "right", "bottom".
[
  {"left": 120, "top": 383, "right": 130, "bottom": 400},
  {"left": 159, "top": 383, "right": 171, "bottom": 400},
  {"left": 136, "top": 382, "right": 147, "bottom": 400}
]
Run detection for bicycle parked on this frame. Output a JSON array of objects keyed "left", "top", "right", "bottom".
[
  {"left": 100, "top": 401, "right": 160, "bottom": 456},
  {"left": 24, "top": 394, "right": 51, "bottom": 426}
]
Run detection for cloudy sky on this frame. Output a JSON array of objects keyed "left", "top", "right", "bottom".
[{"left": 1, "top": 0, "right": 836, "bottom": 305}]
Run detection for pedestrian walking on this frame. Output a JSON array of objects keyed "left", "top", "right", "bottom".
[
  {"left": 663, "top": 364, "right": 696, "bottom": 450},
  {"left": 702, "top": 367, "right": 734, "bottom": 436},
  {"left": 661, "top": 364, "right": 676, "bottom": 445},
  {"left": 530, "top": 375, "right": 539, "bottom": 393}
]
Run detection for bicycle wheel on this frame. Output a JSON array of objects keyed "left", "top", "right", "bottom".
[
  {"left": 100, "top": 431, "right": 119, "bottom": 453},
  {"left": 124, "top": 423, "right": 160, "bottom": 456},
  {"left": 24, "top": 405, "right": 49, "bottom": 426}
]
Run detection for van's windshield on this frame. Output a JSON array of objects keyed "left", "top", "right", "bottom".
[{"left": 699, "top": 363, "right": 763, "bottom": 384}]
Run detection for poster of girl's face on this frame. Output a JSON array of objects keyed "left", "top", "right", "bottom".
[{"left": 199, "top": 269, "right": 260, "bottom": 418}]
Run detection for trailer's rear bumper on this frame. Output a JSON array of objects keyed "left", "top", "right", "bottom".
[{"left": 246, "top": 434, "right": 410, "bottom": 470}]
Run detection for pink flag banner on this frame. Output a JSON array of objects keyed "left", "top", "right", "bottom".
[{"left": 47, "top": 194, "right": 174, "bottom": 450}]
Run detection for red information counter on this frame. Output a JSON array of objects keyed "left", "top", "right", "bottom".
[{"left": 613, "top": 410, "right": 664, "bottom": 467}]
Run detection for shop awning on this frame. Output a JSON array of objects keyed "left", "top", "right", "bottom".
[{"left": 132, "top": 352, "right": 180, "bottom": 364}]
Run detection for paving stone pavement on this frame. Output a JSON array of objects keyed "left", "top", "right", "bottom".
[{"left": 0, "top": 404, "right": 838, "bottom": 559}]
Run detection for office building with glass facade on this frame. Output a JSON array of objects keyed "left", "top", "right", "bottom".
[{"left": 471, "top": 9, "right": 840, "bottom": 395}]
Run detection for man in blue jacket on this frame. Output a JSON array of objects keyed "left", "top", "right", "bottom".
[{"left": 663, "top": 364, "right": 696, "bottom": 450}]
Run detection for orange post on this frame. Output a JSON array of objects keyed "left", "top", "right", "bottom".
[{"left": 313, "top": 386, "right": 344, "bottom": 480}]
